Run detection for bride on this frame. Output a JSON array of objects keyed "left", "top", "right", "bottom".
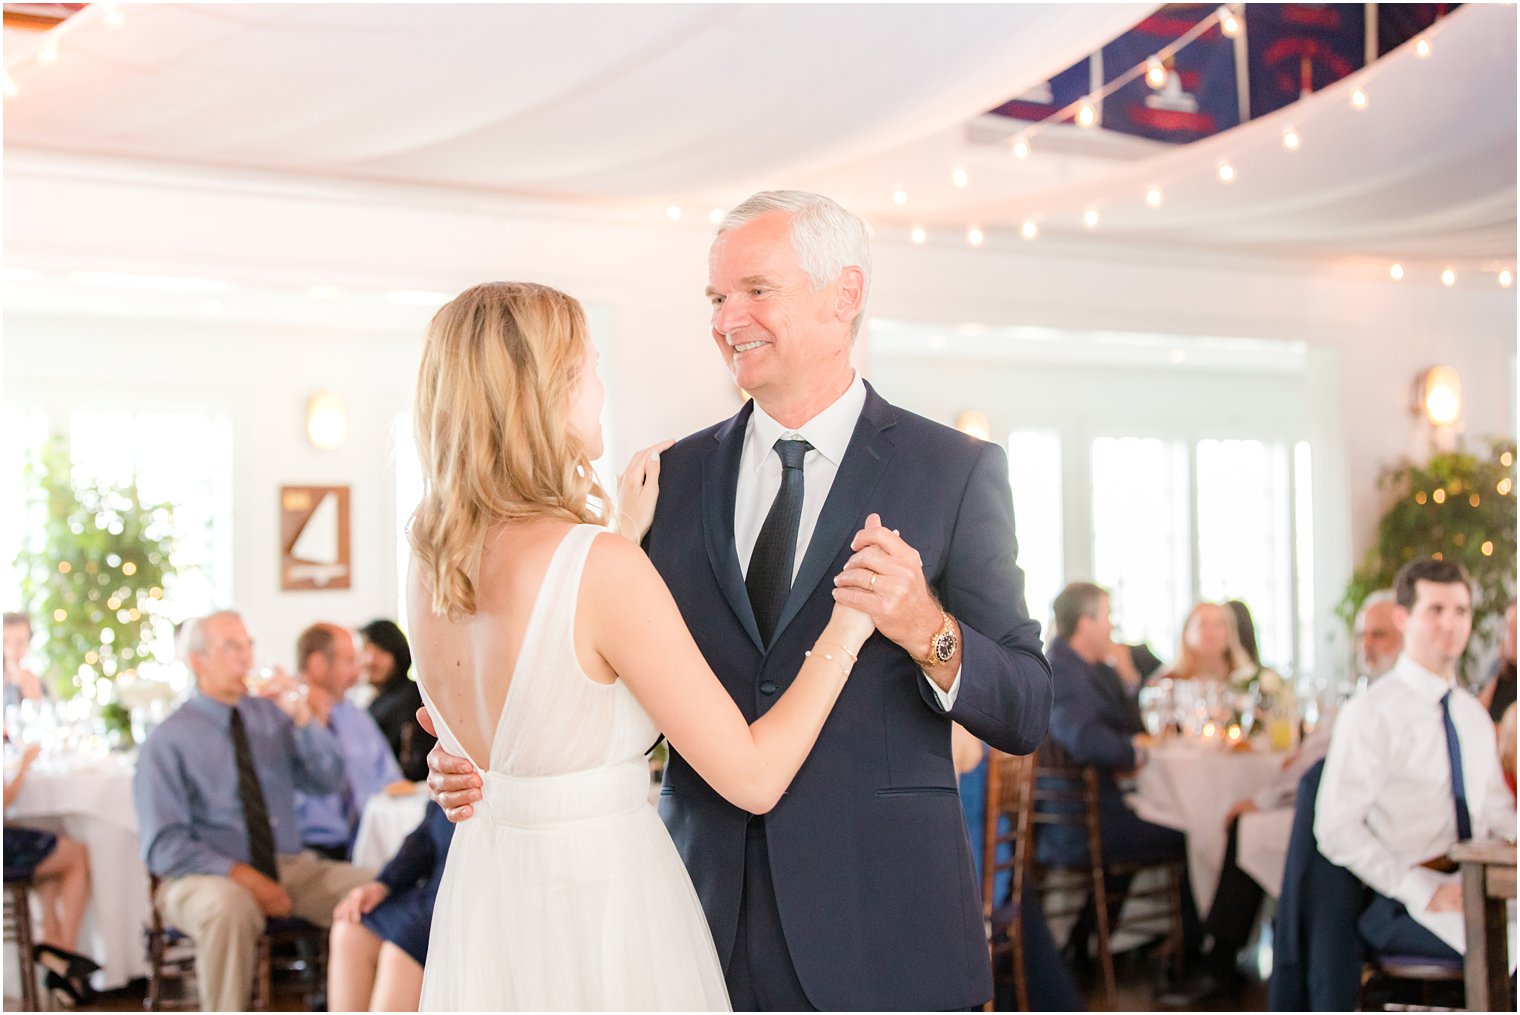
[{"left": 405, "top": 281, "right": 873, "bottom": 1011}]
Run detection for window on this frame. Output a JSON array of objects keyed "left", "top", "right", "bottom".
[
  {"left": 1007, "top": 430, "right": 1063, "bottom": 632},
  {"left": 1, "top": 405, "right": 49, "bottom": 613}
]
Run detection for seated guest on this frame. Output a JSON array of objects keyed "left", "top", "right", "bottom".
[
  {"left": 4, "top": 742, "right": 98, "bottom": 1006},
  {"left": 294, "top": 623, "right": 403, "bottom": 859},
  {"left": 1478, "top": 600, "right": 1517, "bottom": 722},
  {"left": 3, "top": 612, "right": 47, "bottom": 706},
  {"left": 328, "top": 802, "right": 454, "bottom": 1011},
  {"left": 1153, "top": 601, "right": 1253, "bottom": 683},
  {"left": 1041, "top": 583, "right": 1202, "bottom": 964},
  {"left": 1316, "top": 560, "right": 1515, "bottom": 968},
  {"left": 1499, "top": 703, "right": 1517, "bottom": 800},
  {"left": 359, "top": 620, "right": 435, "bottom": 782},
  {"left": 134, "top": 611, "right": 374, "bottom": 1012},
  {"left": 1224, "top": 599, "right": 1287, "bottom": 696},
  {"left": 1355, "top": 590, "right": 1404, "bottom": 687}
]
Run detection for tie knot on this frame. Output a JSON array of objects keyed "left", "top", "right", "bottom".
[
  {"left": 774, "top": 437, "right": 811, "bottom": 471},
  {"left": 1440, "top": 689, "right": 1452, "bottom": 710}
]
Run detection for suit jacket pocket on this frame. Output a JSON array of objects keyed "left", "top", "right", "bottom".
[{"left": 875, "top": 786, "right": 958, "bottom": 798}]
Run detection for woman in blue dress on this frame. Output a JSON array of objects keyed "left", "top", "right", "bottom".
[{"left": 326, "top": 801, "right": 453, "bottom": 1011}]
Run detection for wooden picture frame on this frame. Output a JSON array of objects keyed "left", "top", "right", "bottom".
[{"left": 279, "top": 485, "right": 351, "bottom": 590}]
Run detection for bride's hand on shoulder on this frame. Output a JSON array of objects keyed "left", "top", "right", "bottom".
[{"left": 616, "top": 440, "right": 676, "bottom": 542}]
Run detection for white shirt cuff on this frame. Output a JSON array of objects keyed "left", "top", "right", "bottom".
[{"left": 925, "top": 664, "right": 962, "bottom": 711}]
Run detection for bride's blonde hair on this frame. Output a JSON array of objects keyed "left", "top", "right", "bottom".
[{"left": 409, "top": 281, "right": 609, "bottom": 619}]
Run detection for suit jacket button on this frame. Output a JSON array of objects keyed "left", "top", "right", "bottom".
[{"left": 759, "top": 680, "right": 778, "bottom": 695}]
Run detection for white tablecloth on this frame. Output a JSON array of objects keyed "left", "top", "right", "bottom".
[
  {"left": 1236, "top": 807, "right": 1294, "bottom": 899},
  {"left": 5, "top": 753, "right": 147, "bottom": 991},
  {"left": 1131, "top": 743, "right": 1288, "bottom": 912},
  {"left": 352, "top": 791, "right": 429, "bottom": 873}
]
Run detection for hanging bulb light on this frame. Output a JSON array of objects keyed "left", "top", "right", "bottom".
[
  {"left": 1389, "top": 263, "right": 1405, "bottom": 281},
  {"left": 1350, "top": 86, "right": 1369, "bottom": 110},
  {"left": 892, "top": 190, "right": 908, "bottom": 206},
  {"left": 101, "top": 3, "right": 125, "bottom": 27},
  {"left": 1145, "top": 57, "right": 1167, "bottom": 89},
  {"left": 708, "top": 208, "right": 723, "bottom": 225},
  {"left": 665, "top": 206, "right": 682, "bottom": 222},
  {"left": 1282, "top": 128, "right": 1301, "bottom": 151},
  {"left": 38, "top": 43, "right": 59, "bottom": 66},
  {"left": 1217, "top": 162, "right": 1236, "bottom": 183},
  {"left": 1414, "top": 36, "right": 1432, "bottom": 59},
  {"left": 910, "top": 227, "right": 926, "bottom": 245},
  {"left": 1441, "top": 268, "right": 1456, "bottom": 287},
  {"left": 1145, "top": 187, "right": 1164, "bottom": 209},
  {"left": 1500, "top": 269, "right": 1514, "bottom": 288},
  {"left": 1076, "top": 101, "right": 1097, "bottom": 128},
  {"left": 1082, "top": 208, "right": 1100, "bottom": 229},
  {"left": 2, "top": 76, "right": 17, "bottom": 99},
  {"left": 1020, "top": 221, "right": 1038, "bottom": 240},
  {"left": 952, "top": 167, "right": 969, "bottom": 189},
  {"left": 1219, "top": 5, "right": 1242, "bottom": 37},
  {"left": 966, "top": 226, "right": 984, "bottom": 247},
  {"left": 1010, "top": 137, "right": 1030, "bottom": 160}
]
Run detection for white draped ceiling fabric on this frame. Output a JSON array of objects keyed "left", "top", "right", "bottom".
[{"left": 3, "top": 2, "right": 1513, "bottom": 264}]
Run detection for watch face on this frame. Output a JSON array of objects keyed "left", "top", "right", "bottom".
[{"left": 934, "top": 629, "right": 957, "bottom": 663}]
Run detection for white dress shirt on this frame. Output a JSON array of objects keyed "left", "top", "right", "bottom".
[
  {"left": 734, "top": 373, "right": 960, "bottom": 708},
  {"left": 1316, "top": 653, "right": 1516, "bottom": 956}
]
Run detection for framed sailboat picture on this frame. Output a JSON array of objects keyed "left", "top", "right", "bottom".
[{"left": 280, "top": 485, "right": 352, "bottom": 590}]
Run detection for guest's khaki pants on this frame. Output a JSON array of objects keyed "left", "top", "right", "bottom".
[{"left": 156, "top": 851, "right": 374, "bottom": 1011}]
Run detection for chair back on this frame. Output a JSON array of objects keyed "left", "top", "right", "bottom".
[
  {"left": 1029, "top": 737, "right": 1106, "bottom": 871},
  {"left": 980, "top": 749, "right": 1035, "bottom": 920}
]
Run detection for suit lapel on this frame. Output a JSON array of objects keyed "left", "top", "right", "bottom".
[
  {"left": 702, "top": 401, "right": 765, "bottom": 653},
  {"left": 771, "top": 383, "right": 897, "bottom": 646}
]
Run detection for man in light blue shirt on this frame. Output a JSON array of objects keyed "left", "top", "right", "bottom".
[
  {"left": 294, "top": 622, "right": 403, "bottom": 857},
  {"left": 133, "top": 611, "right": 373, "bottom": 1011}
]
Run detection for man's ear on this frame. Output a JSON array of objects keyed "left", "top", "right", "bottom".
[{"left": 834, "top": 266, "right": 865, "bottom": 323}]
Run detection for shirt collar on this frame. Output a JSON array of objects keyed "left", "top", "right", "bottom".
[
  {"left": 187, "top": 688, "right": 243, "bottom": 723},
  {"left": 1390, "top": 653, "right": 1457, "bottom": 702},
  {"left": 748, "top": 371, "right": 866, "bottom": 470}
]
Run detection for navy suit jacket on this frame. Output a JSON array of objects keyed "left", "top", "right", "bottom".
[{"left": 648, "top": 382, "right": 1052, "bottom": 1010}]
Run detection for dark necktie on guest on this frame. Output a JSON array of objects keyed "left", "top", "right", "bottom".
[
  {"left": 230, "top": 706, "right": 280, "bottom": 881},
  {"left": 746, "top": 437, "right": 812, "bottom": 645},
  {"left": 1439, "top": 691, "right": 1473, "bottom": 842}
]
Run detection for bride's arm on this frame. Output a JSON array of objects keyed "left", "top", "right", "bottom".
[{"left": 585, "top": 533, "right": 872, "bottom": 815}]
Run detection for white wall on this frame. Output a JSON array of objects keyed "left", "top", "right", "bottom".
[{"left": 4, "top": 151, "right": 1514, "bottom": 665}]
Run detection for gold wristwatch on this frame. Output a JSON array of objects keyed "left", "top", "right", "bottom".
[{"left": 912, "top": 610, "right": 958, "bottom": 669}]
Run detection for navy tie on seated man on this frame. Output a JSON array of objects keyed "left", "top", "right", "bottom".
[
  {"left": 1316, "top": 558, "right": 1515, "bottom": 967},
  {"left": 133, "top": 611, "right": 375, "bottom": 1012},
  {"left": 1039, "top": 583, "right": 1202, "bottom": 963}
]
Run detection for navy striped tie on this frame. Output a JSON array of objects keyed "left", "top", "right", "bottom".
[{"left": 1439, "top": 691, "right": 1473, "bottom": 842}]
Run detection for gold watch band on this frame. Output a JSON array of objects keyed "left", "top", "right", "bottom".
[{"left": 911, "top": 610, "right": 955, "bottom": 669}]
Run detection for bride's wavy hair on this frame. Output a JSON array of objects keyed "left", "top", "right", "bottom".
[{"left": 409, "top": 281, "right": 609, "bottom": 619}]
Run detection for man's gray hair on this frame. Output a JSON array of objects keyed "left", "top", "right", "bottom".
[
  {"left": 180, "top": 610, "right": 242, "bottom": 657},
  {"left": 719, "top": 190, "right": 872, "bottom": 339},
  {"left": 1354, "top": 589, "right": 1396, "bottom": 631}
]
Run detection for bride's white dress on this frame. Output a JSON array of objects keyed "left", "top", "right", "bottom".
[{"left": 416, "top": 524, "right": 731, "bottom": 1011}]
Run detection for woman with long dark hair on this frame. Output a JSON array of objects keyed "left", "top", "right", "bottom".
[{"left": 359, "top": 620, "right": 435, "bottom": 782}]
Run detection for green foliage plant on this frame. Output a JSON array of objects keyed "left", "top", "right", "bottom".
[
  {"left": 14, "top": 438, "right": 177, "bottom": 698},
  {"left": 1339, "top": 437, "right": 1517, "bottom": 684}
]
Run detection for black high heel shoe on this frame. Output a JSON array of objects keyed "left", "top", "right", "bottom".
[
  {"left": 44, "top": 969, "right": 87, "bottom": 1008},
  {"left": 33, "top": 943, "right": 101, "bottom": 980}
]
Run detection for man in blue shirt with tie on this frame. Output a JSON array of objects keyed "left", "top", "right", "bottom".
[
  {"left": 134, "top": 611, "right": 374, "bottom": 1011},
  {"left": 293, "top": 622, "right": 403, "bottom": 859}
]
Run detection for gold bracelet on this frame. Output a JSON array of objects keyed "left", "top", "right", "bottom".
[
  {"left": 804, "top": 649, "right": 851, "bottom": 679},
  {"left": 813, "top": 640, "right": 859, "bottom": 664}
]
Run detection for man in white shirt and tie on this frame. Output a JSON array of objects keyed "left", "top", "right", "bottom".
[{"left": 1316, "top": 557, "right": 1515, "bottom": 963}]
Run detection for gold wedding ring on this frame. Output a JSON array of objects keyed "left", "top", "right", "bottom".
[{"left": 869, "top": 573, "right": 877, "bottom": 591}]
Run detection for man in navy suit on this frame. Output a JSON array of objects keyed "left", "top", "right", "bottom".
[{"left": 429, "top": 191, "right": 1051, "bottom": 1010}]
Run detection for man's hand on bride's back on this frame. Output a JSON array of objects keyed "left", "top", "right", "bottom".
[
  {"left": 416, "top": 706, "right": 483, "bottom": 823},
  {"left": 616, "top": 440, "right": 675, "bottom": 543}
]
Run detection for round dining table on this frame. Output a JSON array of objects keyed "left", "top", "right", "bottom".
[
  {"left": 1130, "top": 740, "right": 1289, "bottom": 911},
  {"left": 4, "top": 750, "right": 147, "bottom": 991}
]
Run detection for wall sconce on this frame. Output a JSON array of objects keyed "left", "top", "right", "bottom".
[
  {"left": 1414, "top": 366, "right": 1462, "bottom": 428},
  {"left": 956, "top": 409, "right": 991, "bottom": 441},
  {"left": 306, "top": 391, "right": 347, "bottom": 450}
]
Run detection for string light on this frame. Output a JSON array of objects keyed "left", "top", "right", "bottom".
[
  {"left": 1350, "top": 86, "right": 1369, "bottom": 110},
  {"left": 1219, "top": 6, "right": 1241, "bottom": 38},
  {"left": 892, "top": 190, "right": 907, "bottom": 206},
  {"left": 1145, "top": 187, "right": 1164, "bottom": 209},
  {"left": 1414, "top": 36, "right": 1432, "bottom": 59},
  {"left": 1145, "top": 57, "right": 1167, "bottom": 89},
  {"left": 1282, "top": 128, "right": 1300, "bottom": 151},
  {"left": 966, "top": 226, "right": 984, "bottom": 247},
  {"left": 38, "top": 43, "right": 59, "bottom": 66},
  {"left": 1389, "top": 263, "right": 1404, "bottom": 281},
  {"left": 910, "top": 227, "right": 927, "bottom": 245},
  {"left": 951, "top": 168, "right": 969, "bottom": 189},
  {"left": 1500, "top": 270, "right": 1513, "bottom": 288},
  {"left": 1083, "top": 208, "right": 1100, "bottom": 229},
  {"left": 1076, "top": 101, "right": 1097, "bottom": 128},
  {"left": 1441, "top": 267, "right": 1456, "bottom": 287},
  {"left": 1010, "top": 138, "right": 1031, "bottom": 160},
  {"left": 2, "top": 76, "right": 16, "bottom": 99},
  {"left": 1217, "top": 162, "right": 1235, "bottom": 183},
  {"left": 1021, "top": 221, "right": 1038, "bottom": 240},
  {"left": 708, "top": 208, "right": 723, "bottom": 225},
  {"left": 665, "top": 206, "right": 681, "bottom": 222},
  {"left": 1482, "top": 540, "right": 1495, "bottom": 556},
  {"left": 102, "top": 4, "right": 124, "bottom": 27}
]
